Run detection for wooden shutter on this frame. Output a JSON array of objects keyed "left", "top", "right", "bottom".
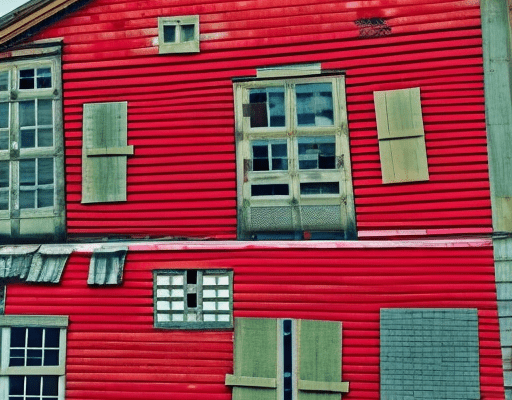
[
  {"left": 82, "top": 102, "right": 133, "bottom": 203},
  {"left": 374, "top": 87, "right": 429, "bottom": 184},
  {"left": 297, "top": 319, "right": 348, "bottom": 400},
  {"left": 226, "top": 318, "right": 278, "bottom": 400}
]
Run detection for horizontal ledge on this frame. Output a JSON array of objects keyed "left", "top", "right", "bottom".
[
  {"left": 85, "top": 145, "right": 134, "bottom": 157},
  {"left": 225, "top": 374, "right": 277, "bottom": 388},
  {"left": 0, "top": 315, "right": 68, "bottom": 327},
  {"left": 298, "top": 379, "right": 349, "bottom": 393}
]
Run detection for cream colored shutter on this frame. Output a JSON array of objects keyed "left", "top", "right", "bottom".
[
  {"left": 225, "top": 318, "right": 278, "bottom": 400},
  {"left": 374, "top": 87, "right": 429, "bottom": 184},
  {"left": 297, "top": 319, "right": 348, "bottom": 400},
  {"left": 82, "top": 102, "right": 133, "bottom": 203}
]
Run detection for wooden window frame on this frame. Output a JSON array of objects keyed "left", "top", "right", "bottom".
[
  {"left": 0, "top": 47, "right": 65, "bottom": 242},
  {"left": 158, "top": 15, "right": 200, "bottom": 54},
  {"left": 234, "top": 74, "right": 356, "bottom": 240},
  {"left": 0, "top": 315, "right": 68, "bottom": 400},
  {"left": 153, "top": 269, "right": 233, "bottom": 330}
]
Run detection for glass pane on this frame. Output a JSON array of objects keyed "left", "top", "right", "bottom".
[
  {"left": 38, "top": 128, "right": 53, "bottom": 147},
  {"left": 268, "top": 90, "right": 285, "bottom": 127},
  {"left": 20, "top": 190, "right": 35, "bottom": 209},
  {"left": 163, "top": 25, "right": 176, "bottom": 43},
  {"left": 21, "top": 129, "right": 36, "bottom": 148},
  {"left": 0, "top": 71, "right": 8, "bottom": 91},
  {"left": 0, "top": 161, "right": 9, "bottom": 188},
  {"left": 187, "top": 293, "right": 197, "bottom": 308},
  {"left": 271, "top": 143, "right": 287, "bottom": 170},
  {"left": 283, "top": 320, "right": 293, "bottom": 400},
  {"left": 181, "top": 24, "right": 195, "bottom": 42},
  {"left": 37, "top": 68, "right": 52, "bottom": 89},
  {"left": 0, "top": 102, "right": 9, "bottom": 129},
  {"left": 0, "top": 130, "right": 8, "bottom": 150},
  {"left": 0, "top": 191, "right": 8, "bottom": 210},
  {"left": 300, "top": 182, "right": 339, "bottom": 195},
  {"left": 20, "top": 100, "right": 35, "bottom": 127},
  {"left": 20, "top": 159, "right": 35, "bottom": 185},
  {"left": 45, "top": 328, "right": 60, "bottom": 347},
  {"left": 38, "top": 99, "right": 53, "bottom": 126},
  {"left": 43, "top": 349, "right": 59, "bottom": 366},
  {"left": 296, "top": 83, "right": 333, "bottom": 126},
  {"left": 38, "top": 189, "right": 53, "bottom": 208},
  {"left": 38, "top": 158, "right": 54, "bottom": 185},
  {"left": 298, "top": 137, "right": 336, "bottom": 170},
  {"left": 26, "top": 376, "right": 40, "bottom": 395},
  {"left": 9, "top": 376, "right": 24, "bottom": 395},
  {"left": 20, "top": 69, "right": 34, "bottom": 89},
  {"left": 249, "top": 87, "right": 285, "bottom": 128},
  {"left": 28, "top": 327, "right": 43, "bottom": 347},
  {"left": 27, "top": 349, "right": 43, "bottom": 366},
  {"left": 11, "top": 327, "right": 26, "bottom": 347},
  {"left": 42, "top": 376, "right": 58, "bottom": 396},
  {"left": 252, "top": 143, "right": 269, "bottom": 171},
  {"left": 251, "top": 184, "right": 289, "bottom": 196}
]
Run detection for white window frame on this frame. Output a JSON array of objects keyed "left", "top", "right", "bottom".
[
  {"left": 0, "top": 46, "right": 65, "bottom": 242},
  {"left": 158, "top": 15, "right": 200, "bottom": 54},
  {"left": 234, "top": 73, "right": 356, "bottom": 239},
  {"left": 0, "top": 315, "right": 68, "bottom": 400},
  {"left": 153, "top": 269, "right": 233, "bottom": 329}
]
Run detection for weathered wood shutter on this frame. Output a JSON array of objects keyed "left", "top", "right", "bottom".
[
  {"left": 297, "top": 319, "right": 348, "bottom": 400},
  {"left": 82, "top": 102, "right": 133, "bottom": 203},
  {"left": 226, "top": 318, "right": 278, "bottom": 400},
  {"left": 374, "top": 87, "right": 429, "bottom": 184}
]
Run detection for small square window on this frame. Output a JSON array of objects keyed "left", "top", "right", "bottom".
[
  {"left": 158, "top": 15, "right": 200, "bottom": 54},
  {"left": 153, "top": 269, "right": 233, "bottom": 329}
]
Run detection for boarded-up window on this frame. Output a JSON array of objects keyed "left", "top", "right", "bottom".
[
  {"left": 374, "top": 87, "right": 429, "bottom": 184},
  {"left": 82, "top": 102, "right": 133, "bottom": 203},
  {"left": 226, "top": 318, "right": 349, "bottom": 399}
]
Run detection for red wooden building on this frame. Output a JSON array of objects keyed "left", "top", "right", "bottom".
[{"left": 0, "top": 0, "right": 508, "bottom": 399}]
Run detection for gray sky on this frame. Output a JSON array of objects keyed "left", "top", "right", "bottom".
[{"left": 0, "top": 0, "right": 31, "bottom": 17}]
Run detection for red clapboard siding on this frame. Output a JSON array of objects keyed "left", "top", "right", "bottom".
[
  {"left": 4, "top": 243, "right": 505, "bottom": 400},
  {"left": 21, "top": 0, "right": 490, "bottom": 239}
]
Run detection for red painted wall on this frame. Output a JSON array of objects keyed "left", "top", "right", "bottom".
[
  {"left": 5, "top": 243, "right": 505, "bottom": 399},
  {"left": 21, "top": 0, "right": 491, "bottom": 240}
]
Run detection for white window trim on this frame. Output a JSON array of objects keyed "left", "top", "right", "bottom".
[
  {"left": 233, "top": 73, "right": 356, "bottom": 239},
  {"left": 0, "top": 315, "right": 68, "bottom": 400},
  {"left": 0, "top": 46, "right": 65, "bottom": 241},
  {"left": 158, "top": 15, "right": 200, "bottom": 54},
  {"left": 153, "top": 269, "right": 233, "bottom": 329}
]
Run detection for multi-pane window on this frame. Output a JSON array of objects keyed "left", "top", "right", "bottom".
[
  {"left": 0, "top": 50, "right": 65, "bottom": 241},
  {"left": 158, "top": 16, "right": 200, "bottom": 54},
  {"left": 234, "top": 75, "right": 356, "bottom": 239},
  {"left": 0, "top": 316, "right": 68, "bottom": 400},
  {"left": 153, "top": 269, "right": 233, "bottom": 329}
]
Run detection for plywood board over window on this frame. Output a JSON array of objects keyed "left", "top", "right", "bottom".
[{"left": 374, "top": 87, "right": 429, "bottom": 184}]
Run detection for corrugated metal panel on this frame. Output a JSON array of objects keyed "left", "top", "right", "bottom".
[
  {"left": 21, "top": 0, "right": 490, "bottom": 240},
  {"left": 4, "top": 245, "right": 505, "bottom": 399}
]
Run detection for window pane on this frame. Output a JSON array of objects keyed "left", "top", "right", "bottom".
[
  {"left": 9, "top": 376, "right": 24, "bottom": 395},
  {"left": 38, "top": 128, "right": 53, "bottom": 147},
  {"left": 38, "top": 158, "right": 54, "bottom": 185},
  {"left": 38, "top": 99, "right": 53, "bottom": 126},
  {"left": 27, "top": 349, "right": 43, "bottom": 366},
  {"left": 252, "top": 144, "right": 269, "bottom": 171},
  {"left": 0, "top": 71, "right": 8, "bottom": 91},
  {"left": 0, "top": 161, "right": 9, "bottom": 188},
  {"left": 181, "top": 24, "right": 195, "bottom": 42},
  {"left": 296, "top": 83, "right": 333, "bottom": 126},
  {"left": 0, "top": 102, "right": 9, "bottom": 129},
  {"left": 0, "top": 191, "right": 8, "bottom": 210},
  {"left": 298, "top": 137, "right": 336, "bottom": 170},
  {"left": 43, "top": 349, "right": 59, "bottom": 366},
  {"left": 19, "top": 69, "right": 35, "bottom": 89},
  {"left": 21, "top": 129, "right": 36, "bottom": 148},
  {"left": 20, "top": 159, "right": 36, "bottom": 185},
  {"left": 45, "top": 328, "right": 60, "bottom": 347},
  {"left": 251, "top": 184, "right": 289, "bottom": 196},
  {"left": 163, "top": 25, "right": 176, "bottom": 43},
  {"left": 28, "top": 327, "right": 43, "bottom": 347},
  {"left": 20, "top": 191, "right": 35, "bottom": 209},
  {"left": 271, "top": 143, "right": 287, "bottom": 170},
  {"left": 0, "top": 130, "right": 8, "bottom": 150},
  {"left": 11, "top": 327, "right": 26, "bottom": 347},
  {"left": 300, "top": 182, "right": 339, "bottom": 195},
  {"left": 20, "top": 100, "right": 35, "bottom": 127},
  {"left": 37, "top": 68, "right": 52, "bottom": 89},
  {"left": 42, "top": 376, "right": 58, "bottom": 396},
  {"left": 26, "top": 376, "right": 40, "bottom": 396},
  {"left": 249, "top": 87, "right": 285, "bottom": 128},
  {"left": 252, "top": 141, "right": 287, "bottom": 171}
]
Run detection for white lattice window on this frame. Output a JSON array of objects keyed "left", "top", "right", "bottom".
[
  {"left": 0, "top": 315, "right": 68, "bottom": 400},
  {"left": 153, "top": 269, "right": 233, "bottom": 329},
  {"left": 234, "top": 73, "right": 356, "bottom": 240}
]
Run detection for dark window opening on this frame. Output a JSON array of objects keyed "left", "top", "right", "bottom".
[{"left": 251, "top": 184, "right": 289, "bottom": 196}]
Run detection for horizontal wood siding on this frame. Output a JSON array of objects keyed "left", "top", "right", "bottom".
[
  {"left": 22, "top": 0, "right": 490, "bottom": 239},
  {"left": 4, "top": 245, "right": 505, "bottom": 399}
]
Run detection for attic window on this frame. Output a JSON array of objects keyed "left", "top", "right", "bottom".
[{"left": 158, "top": 16, "right": 200, "bottom": 54}]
